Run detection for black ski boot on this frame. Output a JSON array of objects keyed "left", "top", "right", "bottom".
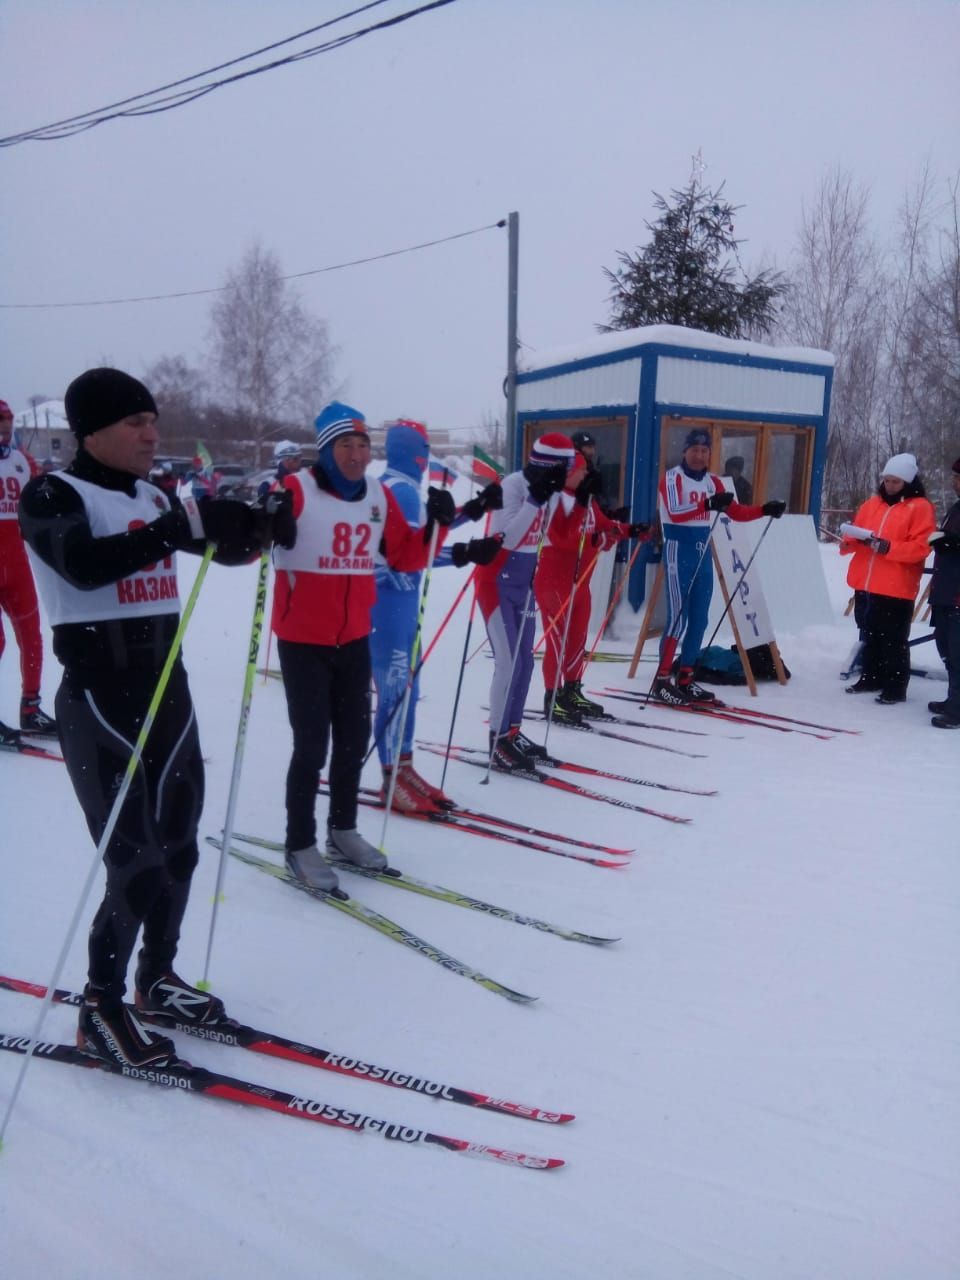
[
  {"left": 515, "top": 728, "right": 550, "bottom": 761},
  {"left": 0, "top": 719, "right": 22, "bottom": 749},
  {"left": 562, "top": 681, "right": 605, "bottom": 719},
  {"left": 20, "top": 696, "right": 58, "bottom": 737},
  {"left": 489, "top": 729, "right": 532, "bottom": 773},
  {"left": 135, "top": 967, "right": 226, "bottom": 1026},
  {"left": 676, "top": 668, "right": 720, "bottom": 704},
  {"left": 78, "top": 988, "right": 176, "bottom": 1067},
  {"left": 650, "top": 676, "right": 693, "bottom": 706},
  {"left": 543, "top": 690, "right": 582, "bottom": 725}
]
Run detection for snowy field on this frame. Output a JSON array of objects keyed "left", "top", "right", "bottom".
[{"left": 1, "top": 528, "right": 957, "bottom": 1280}]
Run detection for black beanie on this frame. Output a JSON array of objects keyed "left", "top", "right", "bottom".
[{"left": 65, "top": 367, "right": 158, "bottom": 439}]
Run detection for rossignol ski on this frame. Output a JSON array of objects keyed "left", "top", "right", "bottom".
[
  {"left": 0, "top": 976, "right": 572, "bottom": 1124},
  {"left": 0, "top": 1034, "right": 563, "bottom": 1171},
  {"left": 599, "top": 690, "right": 833, "bottom": 739}
]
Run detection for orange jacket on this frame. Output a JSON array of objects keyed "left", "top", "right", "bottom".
[{"left": 840, "top": 492, "right": 936, "bottom": 601}]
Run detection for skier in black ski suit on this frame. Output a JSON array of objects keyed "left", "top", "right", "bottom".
[{"left": 19, "top": 368, "right": 293, "bottom": 1068}]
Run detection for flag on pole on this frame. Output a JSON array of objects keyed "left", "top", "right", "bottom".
[
  {"left": 192, "top": 440, "right": 217, "bottom": 496},
  {"left": 428, "top": 454, "right": 458, "bottom": 486},
  {"left": 472, "top": 445, "right": 503, "bottom": 484}
]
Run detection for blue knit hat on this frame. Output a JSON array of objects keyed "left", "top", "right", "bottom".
[
  {"left": 314, "top": 401, "right": 367, "bottom": 451},
  {"left": 683, "top": 429, "right": 711, "bottom": 451}
]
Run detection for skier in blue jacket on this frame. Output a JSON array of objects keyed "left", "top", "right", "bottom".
[{"left": 370, "top": 420, "right": 501, "bottom": 812}]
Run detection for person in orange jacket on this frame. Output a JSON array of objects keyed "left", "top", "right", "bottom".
[{"left": 839, "top": 452, "right": 936, "bottom": 703}]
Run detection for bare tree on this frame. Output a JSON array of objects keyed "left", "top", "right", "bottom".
[
  {"left": 779, "top": 168, "right": 887, "bottom": 512},
  {"left": 208, "top": 243, "right": 338, "bottom": 465}
]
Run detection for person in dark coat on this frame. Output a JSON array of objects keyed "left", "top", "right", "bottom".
[{"left": 927, "top": 455, "right": 960, "bottom": 728}]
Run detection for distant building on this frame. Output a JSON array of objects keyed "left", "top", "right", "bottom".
[{"left": 12, "top": 400, "right": 75, "bottom": 467}]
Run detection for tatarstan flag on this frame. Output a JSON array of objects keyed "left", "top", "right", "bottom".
[{"left": 472, "top": 445, "right": 504, "bottom": 484}]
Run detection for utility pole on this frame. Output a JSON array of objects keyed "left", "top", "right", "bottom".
[{"left": 505, "top": 211, "right": 519, "bottom": 467}]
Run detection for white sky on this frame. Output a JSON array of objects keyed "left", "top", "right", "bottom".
[{"left": 1, "top": 0, "right": 957, "bottom": 435}]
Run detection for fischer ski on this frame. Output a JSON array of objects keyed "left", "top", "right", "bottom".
[
  {"left": 422, "top": 738, "right": 713, "bottom": 796},
  {"left": 220, "top": 844, "right": 537, "bottom": 1003},
  {"left": 335, "top": 790, "right": 629, "bottom": 867},
  {"left": 323, "top": 788, "right": 634, "bottom": 870},
  {"left": 220, "top": 835, "right": 620, "bottom": 946},
  {"left": 419, "top": 742, "right": 691, "bottom": 825},
  {"left": 0, "top": 1034, "right": 563, "bottom": 1170},
  {"left": 515, "top": 709, "right": 707, "bottom": 758},
  {"left": 0, "top": 976, "right": 572, "bottom": 1124}
]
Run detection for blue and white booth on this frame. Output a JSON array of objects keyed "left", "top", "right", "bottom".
[{"left": 514, "top": 325, "right": 834, "bottom": 610}]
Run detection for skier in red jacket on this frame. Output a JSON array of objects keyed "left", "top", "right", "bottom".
[{"left": 0, "top": 399, "right": 57, "bottom": 746}]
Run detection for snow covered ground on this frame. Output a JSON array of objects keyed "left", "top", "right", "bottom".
[{"left": 1, "top": 533, "right": 957, "bottom": 1280}]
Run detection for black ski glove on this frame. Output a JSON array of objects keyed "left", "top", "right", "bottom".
[
  {"left": 459, "top": 482, "right": 503, "bottom": 522},
  {"left": 574, "top": 470, "right": 603, "bottom": 507},
  {"left": 762, "top": 500, "right": 786, "bottom": 519},
  {"left": 611, "top": 506, "right": 631, "bottom": 522},
  {"left": 450, "top": 534, "right": 503, "bottom": 568},
  {"left": 706, "top": 491, "right": 735, "bottom": 512},
  {"left": 627, "top": 522, "right": 651, "bottom": 539},
  {"left": 525, "top": 463, "right": 568, "bottom": 505},
  {"left": 252, "top": 489, "right": 297, "bottom": 550},
  {"left": 425, "top": 486, "right": 456, "bottom": 528}
]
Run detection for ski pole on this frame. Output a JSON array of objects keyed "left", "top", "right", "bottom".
[
  {"left": 585, "top": 538, "right": 644, "bottom": 665},
  {"left": 440, "top": 579, "right": 480, "bottom": 792},
  {"left": 0, "top": 542, "right": 217, "bottom": 1150},
  {"left": 699, "top": 515, "right": 775, "bottom": 653},
  {"left": 361, "top": 565, "right": 475, "bottom": 770},
  {"left": 644, "top": 510, "right": 723, "bottom": 700},
  {"left": 544, "top": 523, "right": 588, "bottom": 751},
  {"left": 378, "top": 513, "right": 445, "bottom": 851},
  {"left": 199, "top": 543, "right": 272, "bottom": 990},
  {"left": 533, "top": 555, "right": 596, "bottom": 654}
]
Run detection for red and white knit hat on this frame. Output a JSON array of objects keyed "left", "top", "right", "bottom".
[{"left": 527, "top": 433, "right": 576, "bottom": 469}]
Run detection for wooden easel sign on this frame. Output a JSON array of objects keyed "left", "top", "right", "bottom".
[{"left": 711, "top": 514, "right": 788, "bottom": 694}]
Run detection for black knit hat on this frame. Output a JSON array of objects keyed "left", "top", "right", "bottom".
[{"left": 65, "top": 367, "right": 158, "bottom": 439}]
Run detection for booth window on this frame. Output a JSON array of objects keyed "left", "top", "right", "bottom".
[
  {"left": 522, "top": 416, "right": 628, "bottom": 508},
  {"left": 659, "top": 418, "right": 813, "bottom": 512}
]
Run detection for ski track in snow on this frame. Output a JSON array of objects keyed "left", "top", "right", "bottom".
[{"left": 1, "top": 533, "right": 957, "bottom": 1280}]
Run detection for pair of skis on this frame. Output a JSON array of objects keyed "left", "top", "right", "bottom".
[
  {"left": 597, "top": 688, "right": 852, "bottom": 738},
  {"left": 418, "top": 741, "right": 693, "bottom": 825},
  {"left": 322, "top": 784, "right": 630, "bottom": 868},
  {"left": 0, "top": 977, "right": 565, "bottom": 1171}
]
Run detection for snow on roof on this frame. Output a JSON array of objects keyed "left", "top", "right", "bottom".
[
  {"left": 518, "top": 324, "right": 835, "bottom": 375},
  {"left": 12, "top": 399, "right": 68, "bottom": 430}
]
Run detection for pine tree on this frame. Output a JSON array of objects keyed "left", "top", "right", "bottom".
[{"left": 601, "top": 179, "right": 785, "bottom": 337}]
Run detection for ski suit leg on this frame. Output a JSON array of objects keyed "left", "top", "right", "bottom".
[
  {"left": 659, "top": 534, "right": 713, "bottom": 672},
  {"left": 326, "top": 637, "right": 372, "bottom": 830},
  {"left": 370, "top": 586, "right": 419, "bottom": 767},
  {"left": 0, "top": 549, "right": 43, "bottom": 699},
  {"left": 55, "top": 663, "right": 204, "bottom": 1004},
  {"left": 479, "top": 565, "right": 535, "bottom": 735},
  {"left": 534, "top": 576, "right": 566, "bottom": 691},
  {"left": 563, "top": 580, "right": 593, "bottom": 684},
  {"left": 278, "top": 639, "right": 332, "bottom": 852}
]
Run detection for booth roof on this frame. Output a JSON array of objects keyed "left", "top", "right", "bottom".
[{"left": 517, "top": 324, "right": 835, "bottom": 376}]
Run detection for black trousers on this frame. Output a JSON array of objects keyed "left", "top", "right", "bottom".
[
  {"left": 277, "top": 636, "right": 372, "bottom": 851},
  {"left": 853, "top": 591, "right": 914, "bottom": 696},
  {"left": 932, "top": 605, "right": 960, "bottom": 719},
  {"left": 56, "top": 662, "right": 204, "bottom": 1005}
]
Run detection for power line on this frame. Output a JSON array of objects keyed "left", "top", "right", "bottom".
[
  {"left": 0, "top": 0, "right": 460, "bottom": 147},
  {"left": 0, "top": 221, "right": 507, "bottom": 310}
]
